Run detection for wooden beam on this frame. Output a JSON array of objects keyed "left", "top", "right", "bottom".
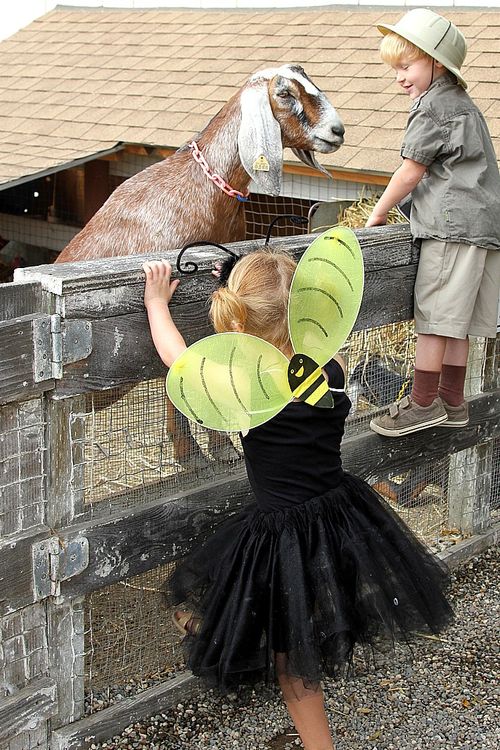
[
  {"left": 282, "top": 162, "right": 391, "bottom": 186},
  {"left": 0, "top": 526, "right": 51, "bottom": 616},
  {"left": 15, "top": 226, "right": 417, "bottom": 397},
  {"left": 0, "top": 281, "right": 49, "bottom": 321},
  {"left": 51, "top": 260, "right": 417, "bottom": 397},
  {"left": 0, "top": 391, "right": 493, "bottom": 611},
  {"left": 439, "top": 523, "right": 500, "bottom": 570},
  {"left": 0, "top": 315, "right": 55, "bottom": 405},
  {"left": 0, "top": 677, "right": 58, "bottom": 743},
  {"left": 51, "top": 671, "right": 197, "bottom": 750},
  {"left": 16, "top": 225, "right": 415, "bottom": 299}
]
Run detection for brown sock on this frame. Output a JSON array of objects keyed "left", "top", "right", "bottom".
[
  {"left": 438, "top": 364, "right": 467, "bottom": 406},
  {"left": 411, "top": 369, "right": 440, "bottom": 407}
]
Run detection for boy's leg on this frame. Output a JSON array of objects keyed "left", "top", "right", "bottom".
[
  {"left": 437, "top": 337, "right": 470, "bottom": 426},
  {"left": 370, "top": 239, "right": 480, "bottom": 438},
  {"left": 370, "top": 333, "right": 447, "bottom": 436},
  {"left": 439, "top": 337, "right": 469, "bottom": 406},
  {"left": 412, "top": 332, "right": 446, "bottom": 406}
]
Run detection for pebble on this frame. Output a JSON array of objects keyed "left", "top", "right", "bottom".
[{"left": 92, "top": 546, "right": 499, "bottom": 749}]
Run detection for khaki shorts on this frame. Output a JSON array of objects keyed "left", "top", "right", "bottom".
[{"left": 414, "top": 239, "right": 500, "bottom": 338}]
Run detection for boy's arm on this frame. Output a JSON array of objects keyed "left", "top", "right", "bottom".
[
  {"left": 366, "top": 158, "right": 428, "bottom": 227},
  {"left": 143, "top": 260, "right": 187, "bottom": 368}
]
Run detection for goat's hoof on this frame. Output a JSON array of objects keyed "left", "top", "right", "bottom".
[
  {"left": 174, "top": 448, "right": 212, "bottom": 472},
  {"left": 207, "top": 435, "right": 242, "bottom": 463}
]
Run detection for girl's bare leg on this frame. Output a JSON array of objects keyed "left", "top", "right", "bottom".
[{"left": 276, "top": 656, "right": 334, "bottom": 750}]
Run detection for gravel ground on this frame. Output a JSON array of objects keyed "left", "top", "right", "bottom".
[{"left": 93, "top": 546, "right": 499, "bottom": 750}]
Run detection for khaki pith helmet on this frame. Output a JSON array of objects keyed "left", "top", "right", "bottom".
[{"left": 377, "top": 9, "right": 467, "bottom": 89}]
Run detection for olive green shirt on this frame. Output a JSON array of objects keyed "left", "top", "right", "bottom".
[{"left": 401, "top": 74, "right": 500, "bottom": 250}]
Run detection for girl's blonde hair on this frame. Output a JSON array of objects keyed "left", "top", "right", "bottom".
[
  {"left": 210, "top": 248, "right": 296, "bottom": 352},
  {"left": 380, "top": 32, "right": 431, "bottom": 66}
]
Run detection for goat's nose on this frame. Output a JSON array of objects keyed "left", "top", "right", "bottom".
[{"left": 331, "top": 123, "right": 345, "bottom": 139}]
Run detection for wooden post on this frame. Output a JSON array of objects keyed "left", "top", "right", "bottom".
[
  {"left": 45, "top": 395, "right": 87, "bottom": 729},
  {"left": 447, "top": 337, "right": 493, "bottom": 535}
]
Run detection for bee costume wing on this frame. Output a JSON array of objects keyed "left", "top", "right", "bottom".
[
  {"left": 288, "top": 227, "right": 364, "bottom": 367},
  {"left": 166, "top": 332, "right": 292, "bottom": 433}
]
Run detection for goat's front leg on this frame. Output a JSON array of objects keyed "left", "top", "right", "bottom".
[
  {"left": 166, "top": 398, "right": 210, "bottom": 470},
  {"left": 206, "top": 429, "right": 242, "bottom": 463}
]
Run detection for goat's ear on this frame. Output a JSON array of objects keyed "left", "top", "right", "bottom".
[{"left": 238, "top": 84, "right": 283, "bottom": 197}]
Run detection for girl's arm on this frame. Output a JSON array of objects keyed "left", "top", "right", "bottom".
[
  {"left": 143, "top": 260, "right": 187, "bottom": 368},
  {"left": 365, "top": 158, "right": 427, "bottom": 227}
]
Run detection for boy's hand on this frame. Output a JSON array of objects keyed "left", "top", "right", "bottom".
[
  {"left": 365, "top": 211, "right": 388, "bottom": 227},
  {"left": 143, "top": 260, "right": 180, "bottom": 307}
]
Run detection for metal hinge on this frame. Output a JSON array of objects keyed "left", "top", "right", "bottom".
[
  {"left": 33, "top": 314, "right": 92, "bottom": 381},
  {"left": 32, "top": 535, "right": 89, "bottom": 600}
]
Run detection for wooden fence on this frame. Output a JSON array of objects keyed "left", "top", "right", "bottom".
[{"left": 0, "top": 224, "right": 498, "bottom": 750}]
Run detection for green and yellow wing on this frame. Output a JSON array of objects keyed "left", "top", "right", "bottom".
[
  {"left": 288, "top": 227, "right": 364, "bottom": 367},
  {"left": 166, "top": 332, "right": 292, "bottom": 432}
]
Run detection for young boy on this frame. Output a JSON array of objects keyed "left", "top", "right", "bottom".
[{"left": 366, "top": 8, "right": 500, "bottom": 437}]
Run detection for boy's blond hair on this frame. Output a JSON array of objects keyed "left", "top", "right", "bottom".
[
  {"left": 380, "top": 32, "right": 431, "bottom": 67},
  {"left": 210, "top": 248, "right": 296, "bottom": 353}
]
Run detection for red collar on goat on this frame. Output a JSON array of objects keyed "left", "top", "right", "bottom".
[{"left": 189, "top": 141, "right": 250, "bottom": 202}]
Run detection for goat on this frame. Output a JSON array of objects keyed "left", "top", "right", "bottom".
[
  {"left": 56, "top": 64, "right": 345, "bottom": 467},
  {"left": 56, "top": 64, "right": 344, "bottom": 262}
]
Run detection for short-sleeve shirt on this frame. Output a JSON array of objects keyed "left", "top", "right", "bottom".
[{"left": 401, "top": 74, "right": 500, "bottom": 251}]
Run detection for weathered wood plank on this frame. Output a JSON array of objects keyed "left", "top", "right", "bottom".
[
  {"left": 52, "top": 303, "right": 210, "bottom": 396},
  {"left": 439, "top": 523, "right": 500, "bottom": 570},
  {"left": 0, "top": 398, "right": 46, "bottom": 536},
  {"left": 1, "top": 391, "right": 497, "bottom": 610},
  {"left": 51, "top": 671, "right": 197, "bottom": 750},
  {"left": 0, "top": 676, "right": 57, "bottom": 743},
  {"left": 0, "top": 316, "right": 55, "bottom": 405},
  {"left": 0, "top": 526, "right": 52, "bottom": 617},
  {"left": 45, "top": 393, "right": 500, "bottom": 601},
  {"left": 58, "top": 472, "right": 252, "bottom": 599},
  {"left": 16, "top": 225, "right": 414, "bottom": 300},
  {"left": 47, "top": 598, "right": 85, "bottom": 730},
  {"left": 50, "top": 263, "right": 417, "bottom": 397},
  {"left": 343, "top": 390, "right": 499, "bottom": 480},
  {"left": 0, "top": 281, "right": 50, "bottom": 320},
  {"left": 46, "top": 396, "right": 87, "bottom": 527}
]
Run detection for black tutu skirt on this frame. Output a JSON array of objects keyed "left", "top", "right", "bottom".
[{"left": 167, "top": 472, "right": 453, "bottom": 692}]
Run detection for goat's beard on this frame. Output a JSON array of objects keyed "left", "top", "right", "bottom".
[{"left": 291, "top": 149, "right": 333, "bottom": 181}]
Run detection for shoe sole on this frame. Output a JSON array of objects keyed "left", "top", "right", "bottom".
[
  {"left": 438, "top": 418, "right": 469, "bottom": 428},
  {"left": 370, "top": 412, "right": 448, "bottom": 437}
]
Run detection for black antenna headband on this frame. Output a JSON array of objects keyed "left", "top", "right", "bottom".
[{"left": 176, "top": 214, "right": 308, "bottom": 281}]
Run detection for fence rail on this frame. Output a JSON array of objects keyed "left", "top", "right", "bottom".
[{"left": 0, "top": 224, "right": 498, "bottom": 750}]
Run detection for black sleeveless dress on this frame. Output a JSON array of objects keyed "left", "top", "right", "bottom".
[{"left": 169, "top": 360, "right": 453, "bottom": 691}]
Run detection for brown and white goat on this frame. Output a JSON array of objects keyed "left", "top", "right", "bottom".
[
  {"left": 56, "top": 64, "right": 344, "bottom": 262},
  {"left": 56, "top": 64, "right": 344, "bottom": 466}
]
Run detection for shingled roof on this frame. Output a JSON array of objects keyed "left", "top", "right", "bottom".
[{"left": 0, "top": 6, "right": 498, "bottom": 188}]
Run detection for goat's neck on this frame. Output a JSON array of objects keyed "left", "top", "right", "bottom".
[{"left": 195, "top": 93, "right": 250, "bottom": 193}]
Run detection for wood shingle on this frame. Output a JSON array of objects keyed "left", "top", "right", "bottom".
[{"left": 0, "top": 6, "right": 498, "bottom": 187}]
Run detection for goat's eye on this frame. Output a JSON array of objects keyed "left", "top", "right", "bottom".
[{"left": 277, "top": 90, "right": 292, "bottom": 99}]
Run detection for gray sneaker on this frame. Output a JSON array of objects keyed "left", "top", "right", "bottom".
[
  {"left": 438, "top": 399, "right": 469, "bottom": 427},
  {"left": 370, "top": 395, "right": 447, "bottom": 437}
]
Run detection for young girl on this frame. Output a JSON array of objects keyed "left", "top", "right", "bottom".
[{"left": 143, "top": 249, "right": 453, "bottom": 750}]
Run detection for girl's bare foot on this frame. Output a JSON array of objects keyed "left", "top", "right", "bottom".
[{"left": 172, "top": 610, "right": 201, "bottom": 636}]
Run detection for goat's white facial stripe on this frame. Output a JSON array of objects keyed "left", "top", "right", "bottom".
[{"left": 250, "top": 65, "right": 319, "bottom": 96}]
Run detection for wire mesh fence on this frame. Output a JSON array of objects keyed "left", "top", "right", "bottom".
[
  {"left": 83, "top": 563, "right": 184, "bottom": 715},
  {"left": 0, "top": 398, "right": 46, "bottom": 537},
  {"left": 0, "top": 152, "right": 497, "bottom": 732},
  {"left": 71, "top": 325, "right": 498, "bottom": 710}
]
